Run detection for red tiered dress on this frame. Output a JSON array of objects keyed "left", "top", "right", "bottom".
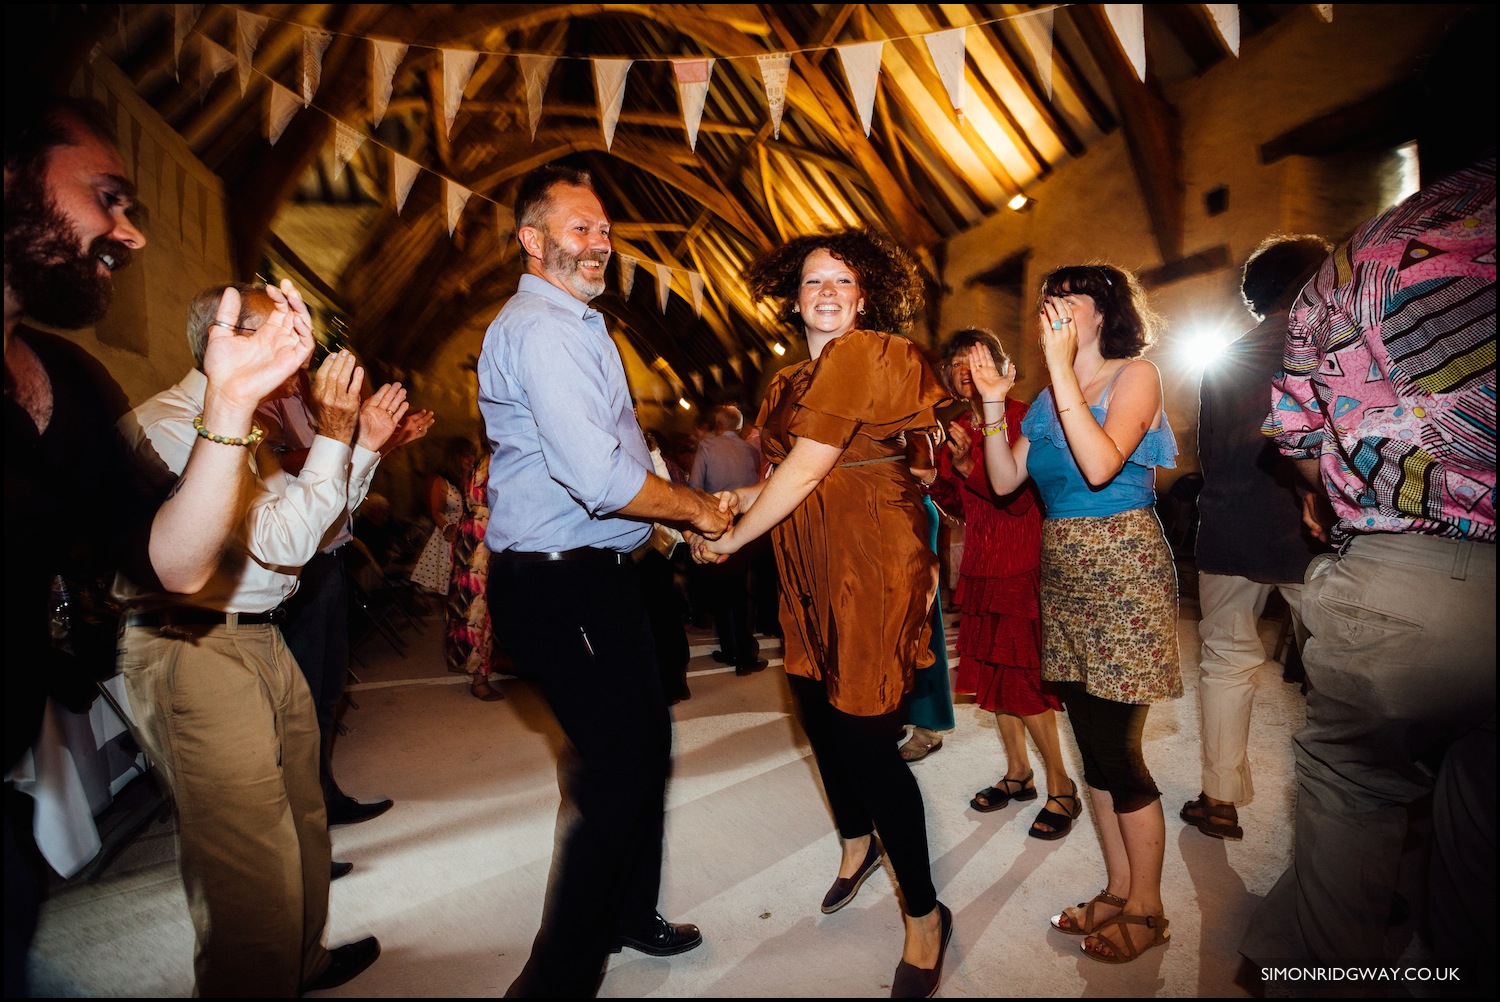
[{"left": 931, "top": 402, "right": 1057, "bottom": 716}]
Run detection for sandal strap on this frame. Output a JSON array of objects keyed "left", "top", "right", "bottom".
[
  {"left": 996, "top": 771, "right": 1034, "bottom": 795},
  {"left": 1086, "top": 913, "right": 1167, "bottom": 961}
]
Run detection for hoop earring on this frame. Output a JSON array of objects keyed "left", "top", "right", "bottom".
[{"left": 858, "top": 305, "right": 867, "bottom": 315}]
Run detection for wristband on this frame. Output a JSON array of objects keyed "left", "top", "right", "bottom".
[{"left": 192, "top": 413, "right": 265, "bottom": 447}]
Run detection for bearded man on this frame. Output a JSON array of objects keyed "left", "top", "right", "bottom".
[{"left": 476, "top": 163, "right": 732, "bottom": 996}]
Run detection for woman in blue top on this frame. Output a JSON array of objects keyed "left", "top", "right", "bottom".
[{"left": 967, "top": 264, "right": 1182, "bottom": 965}]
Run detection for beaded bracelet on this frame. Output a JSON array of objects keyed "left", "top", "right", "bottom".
[{"left": 192, "top": 413, "right": 266, "bottom": 447}]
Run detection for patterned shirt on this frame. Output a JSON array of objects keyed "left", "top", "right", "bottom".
[{"left": 1263, "top": 157, "right": 1496, "bottom": 547}]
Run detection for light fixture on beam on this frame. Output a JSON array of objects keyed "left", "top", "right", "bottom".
[
  {"left": 771, "top": 341, "right": 787, "bottom": 356},
  {"left": 678, "top": 397, "right": 693, "bottom": 411},
  {"left": 1007, "top": 193, "right": 1032, "bottom": 212}
]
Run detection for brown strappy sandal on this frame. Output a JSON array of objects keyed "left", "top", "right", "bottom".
[{"left": 1050, "top": 890, "right": 1126, "bottom": 935}]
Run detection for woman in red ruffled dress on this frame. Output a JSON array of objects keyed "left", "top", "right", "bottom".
[{"left": 932, "top": 328, "right": 1079, "bottom": 840}]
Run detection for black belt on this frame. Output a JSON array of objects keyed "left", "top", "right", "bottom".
[
  {"left": 126, "top": 607, "right": 286, "bottom": 628},
  {"left": 494, "top": 547, "right": 627, "bottom": 566}
]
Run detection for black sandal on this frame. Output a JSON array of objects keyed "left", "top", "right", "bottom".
[
  {"left": 970, "top": 772, "right": 1037, "bottom": 813},
  {"left": 1180, "top": 793, "right": 1243, "bottom": 840},
  {"left": 1028, "top": 779, "right": 1082, "bottom": 840}
]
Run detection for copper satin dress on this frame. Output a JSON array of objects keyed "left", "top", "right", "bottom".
[{"left": 756, "top": 329, "right": 950, "bottom": 716}]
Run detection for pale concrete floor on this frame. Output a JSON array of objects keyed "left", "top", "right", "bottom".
[{"left": 31, "top": 586, "right": 1333, "bottom": 998}]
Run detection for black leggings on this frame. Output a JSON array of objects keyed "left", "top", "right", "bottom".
[
  {"left": 787, "top": 674, "right": 938, "bottom": 918},
  {"left": 1056, "top": 682, "right": 1160, "bottom": 814}
]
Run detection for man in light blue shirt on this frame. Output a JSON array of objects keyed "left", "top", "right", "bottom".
[{"left": 477, "top": 164, "right": 730, "bottom": 997}]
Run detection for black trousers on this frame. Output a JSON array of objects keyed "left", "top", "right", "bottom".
[
  {"left": 787, "top": 674, "right": 938, "bottom": 918},
  {"left": 1055, "top": 682, "right": 1159, "bottom": 814},
  {"left": 489, "top": 554, "right": 672, "bottom": 998},
  {"left": 706, "top": 549, "right": 758, "bottom": 666},
  {"left": 279, "top": 548, "right": 351, "bottom": 804}
]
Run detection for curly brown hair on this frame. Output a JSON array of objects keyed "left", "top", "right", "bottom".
[
  {"left": 745, "top": 228, "right": 924, "bottom": 335},
  {"left": 1039, "top": 263, "right": 1159, "bottom": 359}
]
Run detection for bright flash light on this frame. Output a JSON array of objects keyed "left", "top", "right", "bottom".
[
  {"left": 1181, "top": 330, "right": 1230, "bottom": 368},
  {"left": 771, "top": 342, "right": 787, "bottom": 356},
  {"left": 1007, "top": 193, "right": 1030, "bottom": 211},
  {"left": 678, "top": 397, "right": 692, "bottom": 410}
]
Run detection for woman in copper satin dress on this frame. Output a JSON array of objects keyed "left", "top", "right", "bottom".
[{"left": 695, "top": 229, "right": 953, "bottom": 998}]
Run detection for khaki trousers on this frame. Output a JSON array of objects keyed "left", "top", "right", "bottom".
[{"left": 119, "top": 622, "right": 331, "bottom": 997}]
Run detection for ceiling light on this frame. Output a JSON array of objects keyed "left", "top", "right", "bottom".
[
  {"left": 771, "top": 342, "right": 787, "bottom": 356},
  {"left": 1007, "top": 193, "right": 1031, "bottom": 211},
  {"left": 678, "top": 397, "right": 692, "bottom": 410},
  {"left": 1181, "top": 329, "right": 1229, "bottom": 368}
]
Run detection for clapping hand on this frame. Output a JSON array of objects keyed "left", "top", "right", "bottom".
[
  {"left": 382, "top": 409, "right": 436, "bottom": 454},
  {"left": 201, "top": 281, "right": 314, "bottom": 409},
  {"left": 310, "top": 350, "right": 364, "bottom": 444},
  {"left": 946, "top": 419, "right": 975, "bottom": 477},
  {"left": 356, "top": 382, "right": 409, "bottom": 453},
  {"left": 965, "top": 343, "right": 1014, "bottom": 401}
]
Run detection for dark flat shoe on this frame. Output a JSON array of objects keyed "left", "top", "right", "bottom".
[
  {"left": 821, "top": 836, "right": 884, "bottom": 914},
  {"left": 301, "top": 936, "right": 380, "bottom": 993},
  {"left": 614, "top": 912, "right": 703, "bottom": 956},
  {"left": 1028, "top": 779, "right": 1082, "bottom": 840},
  {"left": 890, "top": 902, "right": 952, "bottom": 998},
  {"left": 1180, "top": 793, "right": 1243, "bottom": 840},
  {"left": 970, "top": 772, "right": 1036, "bottom": 813}
]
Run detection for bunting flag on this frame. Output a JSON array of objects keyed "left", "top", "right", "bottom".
[
  {"left": 173, "top": 5, "right": 202, "bottom": 80},
  {"left": 924, "top": 27, "right": 967, "bottom": 122},
  {"left": 518, "top": 54, "right": 557, "bottom": 140},
  {"left": 672, "top": 58, "right": 715, "bottom": 151},
  {"left": 197, "top": 36, "right": 235, "bottom": 101},
  {"left": 441, "top": 48, "right": 481, "bottom": 139},
  {"left": 267, "top": 82, "right": 301, "bottom": 145},
  {"left": 331, "top": 120, "right": 364, "bottom": 180},
  {"left": 746, "top": 349, "right": 761, "bottom": 371},
  {"left": 1015, "top": 7, "right": 1055, "bottom": 99},
  {"left": 593, "top": 58, "right": 633, "bottom": 150},
  {"left": 688, "top": 272, "right": 705, "bottom": 317},
  {"left": 302, "top": 27, "right": 333, "bottom": 106},
  {"left": 444, "top": 179, "right": 472, "bottom": 237},
  {"left": 235, "top": 10, "right": 269, "bottom": 95},
  {"left": 370, "top": 39, "right": 408, "bottom": 127},
  {"left": 689, "top": 372, "right": 704, "bottom": 395},
  {"left": 728, "top": 355, "right": 744, "bottom": 380},
  {"left": 1103, "top": 5, "right": 1146, "bottom": 82},
  {"left": 1205, "top": 5, "right": 1241, "bottom": 55},
  {"left": 1313, "top": 5, "right": 1334, "bottom": 22},
  {"left": 655, "top": 263, "right": 673, "bottom": 313},
  {"left": 391, "top": 152, "right": 419, "bottom": 214},
  {"left": 757, "top": 53, "right": 792, "bottom": 139},
  {"left": 708, "top": 363, "right": 723, "bottom": 385},
  {"left": 837, "top": 41, "right": 885, "bottom": 137},
  {"left": 619, "top": 255, "right": 638, "bottom": 298}
]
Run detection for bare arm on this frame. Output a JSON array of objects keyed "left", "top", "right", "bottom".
[
  {"left": 698, "top": 437, "right": 843, "bottom": 559},
  {"left": 149, "top": 282, "right": 313, "bottom": 593},
  {"left": 615, "top": 472, "right": 734, "bottom": 539},
  {"left": 1056, "top": 359, "right": 1162, "bottom": 486},
  {"left": 965, "top": 344, "right": 1033, "bottom": 495}
]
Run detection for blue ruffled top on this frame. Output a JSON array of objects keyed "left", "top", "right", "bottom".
[{"left": 1021, "top": 385, "right": 1177, "bottom": 518}]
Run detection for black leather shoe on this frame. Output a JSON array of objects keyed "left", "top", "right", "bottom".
[
  {"left": 301, "top": 935, "right": 380, "bottom": 993},
  {"left": 614, "top": 913, "right": 703, "bottom": 957},
  {"left": 331, "top": 860, "right": 354, "bottom": 881},
  {"left": 734, "top": 658, "right": 769, "bottom": 676},
  {"left": 711, "top": 650, "right": 734, "bottom": 665},
  {"left": 327, "top": 797, "right": 394, "bottom": 826},
  {"left": 890, "top": 902, "right": 952, "bottom": 998},
  {"left": 821, "top": 836, "right": 884, "bottom": 914}
]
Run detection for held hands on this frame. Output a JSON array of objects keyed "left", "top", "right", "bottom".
[
  {"left": 687, "top": 524, "right": 739, "bottom": 564},
  {"left": 201, "top": 281, "right": 315, "bottom": 409},
  {"left": 688, "top": 487, "right": 734, "bottom": 540},
  {"left": 355, "top": 381, "right": 409, "bottom": 453},
  {"left": 310, "top": 350, "right": 364, "bottom": 444}
]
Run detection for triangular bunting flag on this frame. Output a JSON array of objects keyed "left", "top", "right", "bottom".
[
  {"left": 837, "top": 41, "right": 885, "bottom": 137},
  {"left": 235, "top": 10, "right": 269, "bottom": 95},
  {"left": 391, "top": 152, "right": 420, "bottom": 214},
  {"left": 331, "top": 121, "right": 364, "bottom": 181},
  {"left": 197, "top": 36, "right": 235, "bottom": 101},
  {"left": 441, "top": 48, "right": 481, "bottom": 139},
  {"left": 267, "top": 82, "right": 301, "bottom": 145},
  {"left": 370, "top": 39, "right": 408, "bottom": 127},
  {"left": 173, "top": 5, "right": 202, "bottom": 81},
  {"left": 620, "top": 255, "right": 637, "bottom": 298},
  {"left": 688, "top": 272, "right": 705, "bottom": 317},
  {"left": 757, "top": 54, "right": 791, "bottom": 139},
  {"left": 689, "top": 373, "right": 704, "bottom": 395},
  {"left": 708, "top": 363, "right": 722, "bottom": 385},
  {"left": 1103, "top": 5, "right": 1146, "bottom": 82},
  {"left": 924, "top": 28, "right": 967, "bottom": 122},
  {"left": 444, "top": 179, "right": 472, "bottom": 237},
  {"left": 302, "top": 27, "right": 333, "bottom": 107},
  {"left": 655, "top": 263, "right": 673, "bottom": 313},
  {"left": 1015, "top": 7, "right": 1055, "bottom": 99},
  {"left": 1313, "top": 5, "right": 1333, "bottom": 22},
  {"left": 518, "top": 54, "right": 558, "bottom": 140},
  {"left": 1205, "top": 5, "right": 1241, "bottom": 55},
  {"left": 746, "top": 349, "right": 761, "bottom": 370},
  {"left": 728, "top": 356, "right": 744, "bottom": 380},
  {"left": 593, "top": 58, "right": 633, "bottom": 151},
  {"left": 672, "top": 58, "right": 715, "bottom": 151}
]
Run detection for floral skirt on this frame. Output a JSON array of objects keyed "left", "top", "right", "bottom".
[{"left": 1040, "top": 507, "right": 1182, "bottom": 704}]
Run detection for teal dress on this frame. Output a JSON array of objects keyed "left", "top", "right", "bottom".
[{"left": 906, "top": 495, "right": 955, "bottom": 730}]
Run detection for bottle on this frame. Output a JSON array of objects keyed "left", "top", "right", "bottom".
[{"left": 50, "top": 574, "right": 72, "bottom": 649}]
